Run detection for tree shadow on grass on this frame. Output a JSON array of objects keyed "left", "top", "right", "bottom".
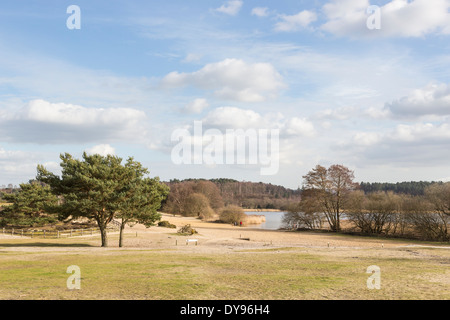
[{"left": 0, "top": 242, "right": 94, "bottom": 247}]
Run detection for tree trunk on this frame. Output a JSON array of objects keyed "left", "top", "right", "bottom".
[
  {"left": 119, "top": 221, "right": 126, "bottom": 247},
  {"left": 99, "top": 224, "right": 108, "bottom": 247}
]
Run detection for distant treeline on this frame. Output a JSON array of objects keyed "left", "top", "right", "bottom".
[
  {"left": 166, "top": 178, "right": 302, "bottom": 210},
  {"left": 359, "top": 181, "right": 443, "bottom": 196}
]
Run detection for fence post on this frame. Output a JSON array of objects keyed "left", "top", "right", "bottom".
[
  {"left": 70, "top": 229, "right": 72, "bottom": 237},
  {"left": 44, "top": 230, "right": 46, "bottom": 239},
  {"left": 12, "top": 228, "right": 14, "bottom": 236},
  {"left": 57, "top": 231, "right": 60, "bottom": 239}
]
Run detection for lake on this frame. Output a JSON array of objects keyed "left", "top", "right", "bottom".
[{"left": 245, "top": 211, "right": 287, "bottom": 230}]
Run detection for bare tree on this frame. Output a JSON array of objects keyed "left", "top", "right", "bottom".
[
  {"left": 282, "top": 201, "right": 323, "bottom": 230},
  {"left": 425, "top": 183, "right": 450, "bottom": 216},
  {"left": 347, "top": 191, "right": 402, "bottom": 235},
  {"left": 183, "top": 193, "right": 215, "bottom": 220},
  {"left": 302, "top": 164, "right": 357, "bottom": 232}
]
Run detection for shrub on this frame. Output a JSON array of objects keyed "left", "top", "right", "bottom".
[
  {"left": 219, "top": 205, "right": 246, "bottom": 224},
  {"left": 178, "top": 224, "right": 197, "bottom": 235},
  {"left": 184, "top": 193, "right": 216, "bottom": 220},
  {"left": 158, "top": 220, "right": 176, "bottom": 228}
]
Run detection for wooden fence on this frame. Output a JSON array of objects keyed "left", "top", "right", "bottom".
[{"left": 1, "top": 224, "right": 120, "bottom": 239}]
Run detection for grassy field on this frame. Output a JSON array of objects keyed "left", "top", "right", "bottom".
[{"left": 0, "top": 231, "right": 449, "bottom": 300}]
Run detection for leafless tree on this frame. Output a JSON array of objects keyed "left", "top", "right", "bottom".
[{"left": 302, "top": 164, "right": 358, "bottom": 232}]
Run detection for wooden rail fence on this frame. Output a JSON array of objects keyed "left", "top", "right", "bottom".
[{"left": 1, "top": 224, "right": 120, "bottom": 239}]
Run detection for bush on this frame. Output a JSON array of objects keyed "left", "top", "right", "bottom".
[
  {"left": 219, "top": 205, "right": 246, "bottom": 224},
  {"left": 183, "top": 193, "right": 216, "bottom": 220},
  {"left": 178, "top": 224, "right": 197, "bottom": 235},
  {"left": 158, "top": 220, "right": 176, "bottom": 228}
]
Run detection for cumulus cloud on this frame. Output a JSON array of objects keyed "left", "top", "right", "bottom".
[
  {"left": 85, "top": 144, "right": 116, "bottom": 156},
  {"left": 202, "top": 106, "right": 265, "bottom": 129},
  {"left": 282, "top": 117, "right": 316, "bottom": 137},
  {"left": 274, "top": 10, "right": 317, "bottom": 32},
  {"left": 338, "top": 121, "right": 450, "bottom": 166},
  {"left": 161, "top": 59, "right": 285, "bottom": 102},
  {"left": 181, "top": 98, "right": 210, "bottom": 114},
  {"left": 0, "top": 99, "right": 147, "bottom": 144},
  {"left": 385, "top": 83, "right": 450, "bottom": 118},
  {"left": 215, "top": 0, "right": 243, "bottom": 16},
  {"left": 199, "top": 106, "right": 315, "bottom": 138},
  {"left": 168, "top": 106, "right": 315, "bottom": 172},
  {"left": 321, "top": 0, "right": 450, "bottom": 38}
]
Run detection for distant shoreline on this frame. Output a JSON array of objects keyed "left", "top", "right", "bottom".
[{"left": 243, "top": 209, "right": 283, "bottom": 212}]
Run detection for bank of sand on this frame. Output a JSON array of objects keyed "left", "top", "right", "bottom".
[
  {"left": 2, "top": 213, "right": 449, "bottom": 258},
  {"left": 114, "top": 213, "right": 440, "bottom": 253}
]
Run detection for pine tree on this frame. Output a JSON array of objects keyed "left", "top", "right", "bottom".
[
  {"left": 115, "top": 158, "right": 169, "bottom": 247},
  {"left": 37, "top": 152, "right": 168, "bottom": 247},
  {"left": 0, "top": 181, "right": 59, "bottom": 227}
]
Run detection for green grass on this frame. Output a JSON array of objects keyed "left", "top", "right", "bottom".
[{"left": 0, "top": 238, "right": 448, "bottom": 300}]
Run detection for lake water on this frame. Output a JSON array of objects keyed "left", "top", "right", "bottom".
[{"left": 245, "top": 211, "right": 286, "bottom": 230}]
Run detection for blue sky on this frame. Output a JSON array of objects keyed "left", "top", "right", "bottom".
[{"left": 1, "top": 0, "right": 450, "bottom": 189}]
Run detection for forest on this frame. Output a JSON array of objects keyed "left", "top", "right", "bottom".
[
  {"left": 164, "top": 178, "right": 302, "bottom": 210},
  {"left": 283, "top": 165, "right": 450, "bottom": 242}
]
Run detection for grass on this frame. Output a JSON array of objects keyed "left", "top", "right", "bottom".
[{"left": 0, "top": 237, "right": 449, "bottom": 300}]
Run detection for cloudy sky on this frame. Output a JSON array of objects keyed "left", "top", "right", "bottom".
[{"left": 1, "top": 0, "right": 450, "bottom": 189}]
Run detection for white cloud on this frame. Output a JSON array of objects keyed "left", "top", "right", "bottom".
[
  {"left": 161, "top": 59, "right": 285, "bottom": 102},
  {"left": 181, "top": 98, "right": 210, "bottom": 114},
  {"left": 274, "top": 10, "right": 317, "bottom": 32},
  {"left": 202, "top": 106, "right": 265, "bottom": 129},
  {"left": 352, "top": 132, "right": 382, "bottom": 146},
  {"left": 385, "top": 83, "right": 450, "bottom": 118},
  {"left": 364, "top": 106, "right": 392, "bottom": 119},
  {"left": 351, "top": 122, "right": 450, "bottom": 147},
  {"left": 200, "top": 106, "right": 315, "bottom": 138},
  {"left": 183, "top": 53, "right": 202, "bottom": 63},
  {"left": 389, "top": 122, "right": 450, "bottom": 142},
  {"left": 85, "top": 144, "right": 116, "bottom": 157},
  {"left": 314, "top": 106, "right": 360, "bottom": 121},
  {"left": 283, "top": 117, "right": 316, "bottom": 137},
  {"left": 215, "top": 0, "right": 243, "bottom": 16},
  {"left": 251, "top": 7, "right": 269, "bottom": 17},
  {"left": 0, "top": 99, "right": 148, "bottom": 144},
  {"left": 321, "top": 0, "right": 450, "bottom": 38},
  {"left": 0, "top": 147, "right": 59, "bottom": 184},
  {"left": 337, "top": 121, "right": 450, "bottom": 167}
]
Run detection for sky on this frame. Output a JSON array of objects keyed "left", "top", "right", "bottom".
[{"left": 0, "top": 0, "right": 450, "bottom": 189}]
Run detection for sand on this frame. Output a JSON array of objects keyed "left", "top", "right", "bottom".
[
  {"left": 1, "top": 213, "right": 449, "bottom": 256},
  {"left": 115, "top": 213, "right": 439, "bottom": 252}
]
